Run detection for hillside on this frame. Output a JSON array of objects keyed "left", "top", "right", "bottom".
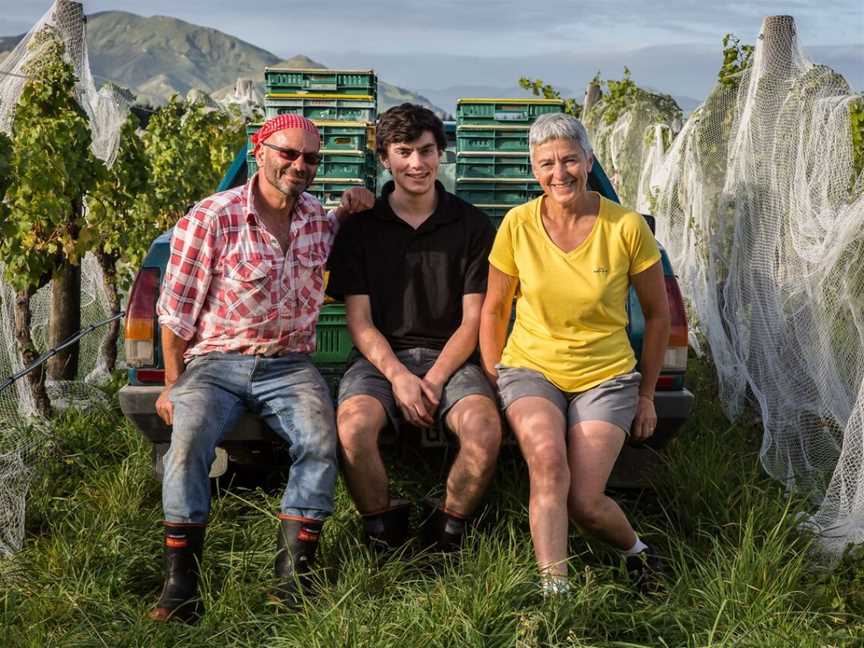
[{"left": 0, "top": 11, "right": 447, "bottom": 116}]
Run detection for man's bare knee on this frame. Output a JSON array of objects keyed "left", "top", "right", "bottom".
[
  {"left": 457, "top": 418, "right": 502, "bottom": 469},
  {"left": 337, "top": 396, "right": 385, "bottom": 453}
]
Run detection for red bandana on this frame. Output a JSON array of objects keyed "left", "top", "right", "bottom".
[{"left": 251, "top": 114, "right": 320, "bottom": 154}]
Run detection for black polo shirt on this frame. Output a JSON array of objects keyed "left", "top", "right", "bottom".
[{"left": 327, "top": 180, "right": 495, "bottom": 351}]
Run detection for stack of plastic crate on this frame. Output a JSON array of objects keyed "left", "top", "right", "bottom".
[
  {"left": 245, "top": 68, "right": 379, "bottom": 377},
  {"left": 454, "top": 98, "right": 564, "bottom": 228},
  {"left": 246, "top": 67, "right": 378, "bottom": 210}
]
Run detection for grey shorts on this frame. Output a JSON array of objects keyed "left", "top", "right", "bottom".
[
  {"left": 338, "top": 348, "right": 496, "bottom": 432},
  {"left": 496, "top": 365, "right": 642, "bottom": 434}
]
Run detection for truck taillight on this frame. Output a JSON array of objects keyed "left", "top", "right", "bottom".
[
  {"left": 663, "top": 275, "right": 688, "bottom": 373},
  {"left": 125, "top": 268, "right": 159, "bottom": 367}
]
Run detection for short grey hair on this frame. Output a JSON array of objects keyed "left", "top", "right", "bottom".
[{"left": 528, "top": 113, "right": 593, "bottom": 162}]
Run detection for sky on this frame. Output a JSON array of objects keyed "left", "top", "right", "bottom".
[
  {"left": 1, "top": 0, "right": 862, "bottom": 102},
  {"left": 2, "top": 1, "right": 861, "bottom": 55}
]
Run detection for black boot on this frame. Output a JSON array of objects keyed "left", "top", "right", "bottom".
[
  {"left": 361, "top": 499, "right": 411, "bottom": 556},
  {"left": 270, "top": 515, "right": 323, "bottom": 607},
  {"left": 148, "top": 523, "right": 205, "bottom": 623},
  {"left": 421, "top": 498, "right": 469, "bottom": 553},
  {"left": 625, "top": 543, "right": 667, "bottom": 595}
]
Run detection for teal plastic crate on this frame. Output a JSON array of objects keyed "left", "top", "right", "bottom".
[
  {"left": 456, "top": 98, "right": 564, "bottom": 125},
  {"left": 265, "top": 68, "right": 377, "bottom": 96},
  {"left": 456, "top": 125, "right": 530, "bottom": 153},
  {"left": 456, "top": 153, "right": 532, "bottom": 179},
  {"left": 264, "top": 93, "right": 376, "bottom": 122},
  {"left": 455, "top": 179, "right": 543, "bottom": 206},
  {"left": 312, "top": 303, "right": 353, "bottom": 364}
]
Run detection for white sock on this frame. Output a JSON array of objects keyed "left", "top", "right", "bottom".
[{"left": 622, "top": 537, "right": 649, "bottom": 557}]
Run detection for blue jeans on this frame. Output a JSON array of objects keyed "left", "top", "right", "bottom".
[{"left": 163, "top": 352, "right": 337, "bottom": 524}]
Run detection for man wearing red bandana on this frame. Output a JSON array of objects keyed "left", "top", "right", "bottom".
[{"left": 148, "top": 114, "right": 373, "bottom": 622}]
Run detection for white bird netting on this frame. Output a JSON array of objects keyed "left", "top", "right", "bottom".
[
  {"left": 0, "top": 0, "right": 129, "bottom": 165},
  {"left": 0, "top": 1, "right": 127, "bottom": 556},
  {"left": 614, "top": 16, "right": 863, "bottom": 559},
  {"left": 0, "top": 254, "right": 116, "bottom": 556}
]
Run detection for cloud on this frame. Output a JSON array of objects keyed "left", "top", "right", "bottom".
[{"left": 5, "top": 0, "right": 861, "bottom": 56}]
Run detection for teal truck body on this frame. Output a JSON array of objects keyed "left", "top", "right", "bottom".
[{"left": 118, "top": 139, "right": 694, "bottom": 482}]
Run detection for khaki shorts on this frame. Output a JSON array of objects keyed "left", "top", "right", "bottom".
[
  {"left": 496, "top": 365, "right": 641, "bottom": 434},
  {"left": 338, "top": 348, "right": 496, "bottom": 433}
]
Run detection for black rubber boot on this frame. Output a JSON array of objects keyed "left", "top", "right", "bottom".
[
  {"left": 361, "top": 499, "right": 411, "bottom": 556},
  {"left": 420, "top": 498, "right": 469, "bottom": 553},
  {"left": 148, "top": 523, "right": 206, "bottom": 623},
  {"left": 625, "top": 543, "right": 667, "bottom": 595},
  {"left": 270, "top": 516, "right": 323, "bottom": 607}
]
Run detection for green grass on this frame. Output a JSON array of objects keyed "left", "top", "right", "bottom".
[{"left": 1, "top": 359, "right": 862, "bottom": 647}]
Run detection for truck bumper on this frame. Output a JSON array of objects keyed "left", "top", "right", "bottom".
[
  {"left": 120, "top": 384, "right": 694, "bottom": 448},
  {"left": 119, "top": 384, "right": 272, "bottom": 443},
  {"left": 120, "top": 384, "right": 695, "bottom": 486},
  {"left": 645, "top": 387, "right": 696, "bottom": 449}
]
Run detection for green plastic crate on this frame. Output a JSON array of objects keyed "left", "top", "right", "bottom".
[
  {"left": 246, "top": 123, "right": 261, "bottom": 150},
  {"left": 315, "top": 363, "right": 347, "bottom": 400},
  {"left": 474, "top": 204, "right": 513, "bottom": 229},
  {"left": 247, "top": 121, "right": 375, "bottom": 153},
  {"left": 308, "top": 177, "right": 376, "bottom": 208},
  {"left": 455, "top": 179, "right": 543, "bottom": 206},
  {"left": 455, "top": 153, "right": 532, "bottom": 179},
  {"left": 316, "top": 151, "right": 376, "bottom": 180},
  {"left": 265, "top": 68, "right": 377, "bottom": 96},
  {"left": 246, "top": 160, "right": 376, "bottom": 204},
  {"left": 319, "top": 121, "right": 374, "bottom": 151},
  {"left": 456, "top": 98, "right": 564, "bottom": 125},
  {"left": 456, "top": 125, "right": 530, "bottom": 153},
  {"left": 264, "top": 93, "right": 376, "bottom": 122},
  {"left": 248, "top": 151, "right": 374, "bottom": 179},
  {"left": 312, "top": 303, "right": 353, "bottom": 364}
]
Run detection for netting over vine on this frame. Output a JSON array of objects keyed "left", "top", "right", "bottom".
[
  {"left": 582, "top": 70, "right": 683, "bottom": 209},
  {"left": 0, "top": 254, "right": 116, "bottom": 556},
  {"left": 634, "top": 16, "right": 864, "bottom": 559},
  {"left": 0, "top": 1, "right": 126, "bottom": 556},
  {"left": 0, "top": 0, "right": 128, "bottom": 165}
]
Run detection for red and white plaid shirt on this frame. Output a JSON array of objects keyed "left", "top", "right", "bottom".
[{"left": 156, "top": 176, "right": 339, "bottom": 359}]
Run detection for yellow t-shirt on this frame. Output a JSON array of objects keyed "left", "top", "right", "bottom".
[{"left": 489, "top": 194, "right": 661, "bottom": 392}]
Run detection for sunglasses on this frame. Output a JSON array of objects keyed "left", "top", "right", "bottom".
[{"left": 261, "top": 142, "right": 323, "bottom": 166}]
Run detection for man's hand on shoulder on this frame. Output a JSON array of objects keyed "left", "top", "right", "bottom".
[{"left": 333, "top": 187, "right": 375, "bottom": 221}]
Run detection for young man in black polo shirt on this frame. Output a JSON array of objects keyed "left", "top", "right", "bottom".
[{"left": 327, "top": 103, "right": 502, "bottom": 552}]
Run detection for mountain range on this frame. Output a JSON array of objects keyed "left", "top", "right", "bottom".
[{"left": 0, "top": 11, "right": 449, "bottom": 117}]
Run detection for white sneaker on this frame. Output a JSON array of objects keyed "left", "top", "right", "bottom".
[{"left": 540, "top": 576, "right": 570, "bottom": 597}]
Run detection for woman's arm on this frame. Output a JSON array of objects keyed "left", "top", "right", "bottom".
[
  {"left": 479, "top": 265, "right": 519, "bottom": 387},
  {"left": 630, "top": 261, "right": 670, "bottom": 441}
]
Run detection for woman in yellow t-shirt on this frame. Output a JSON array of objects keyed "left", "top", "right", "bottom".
[{"left": 479, "top": 113, "right": 671, "bottom": 596}]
